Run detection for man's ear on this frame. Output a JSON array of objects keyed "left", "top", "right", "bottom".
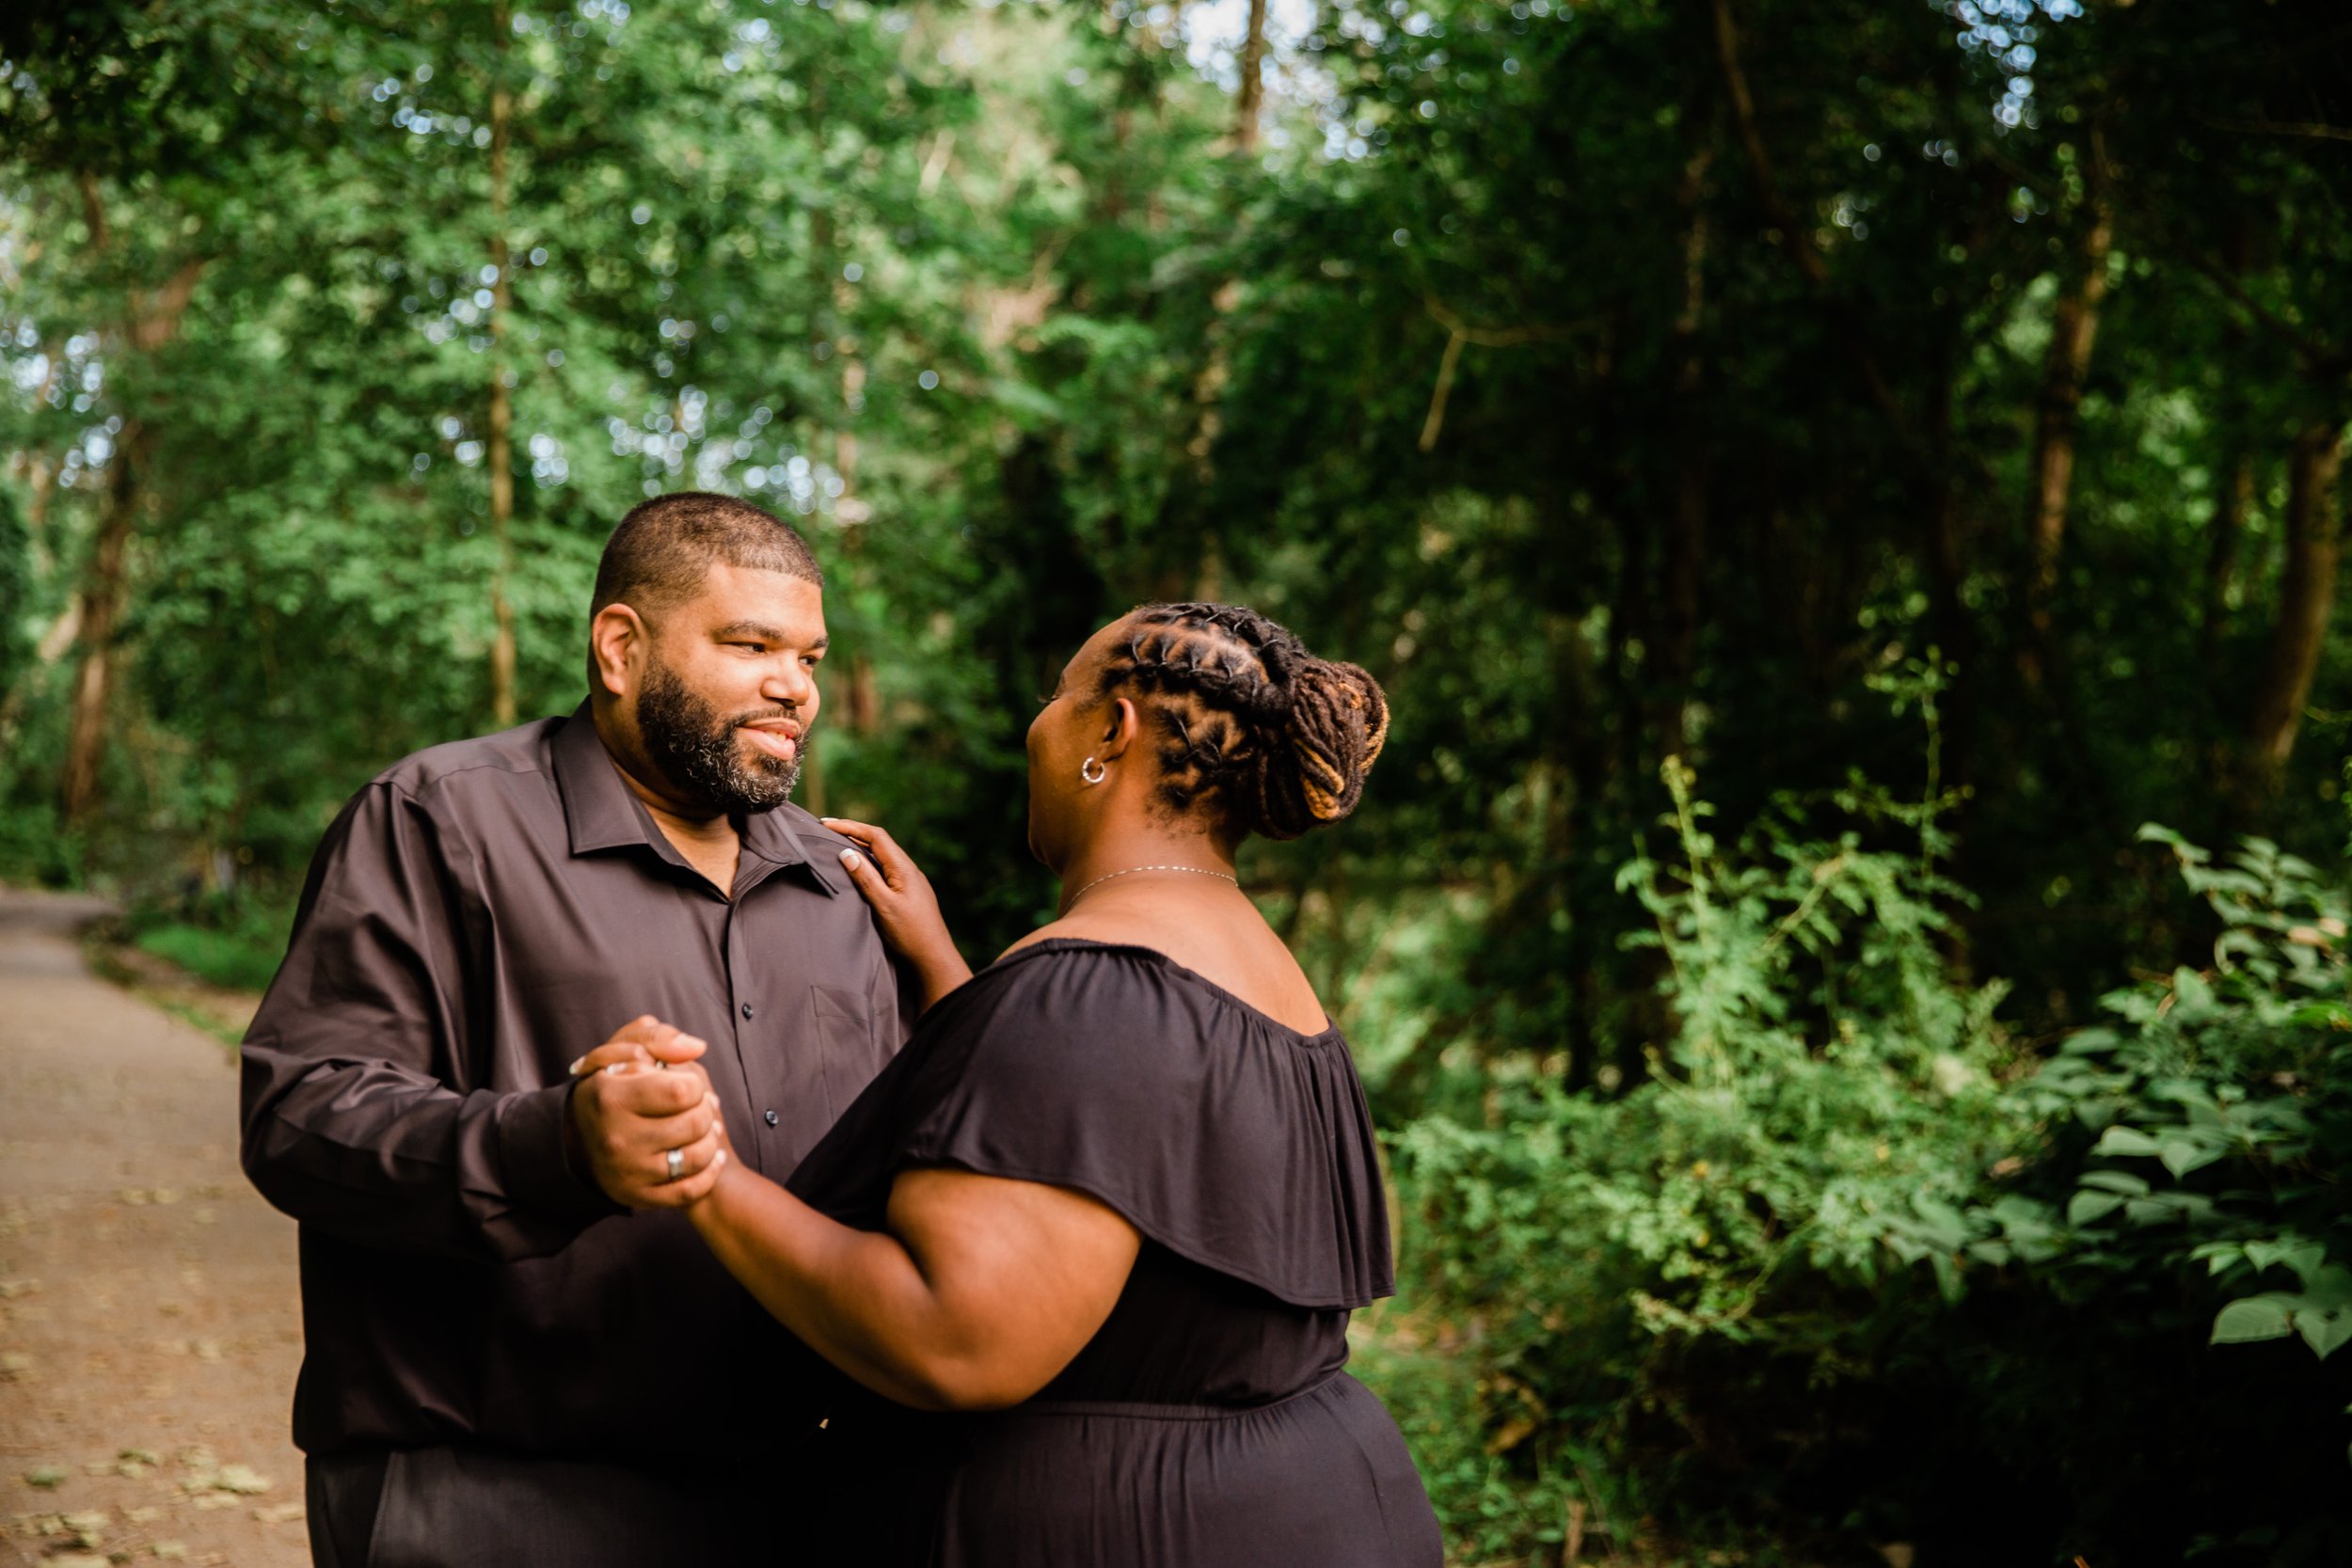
[
  {"left": 591, "top": 604, "right": 648, "bottom": 698},
  {"left": 1099, "top": 695, "right": 1141, "bottom": 762}
]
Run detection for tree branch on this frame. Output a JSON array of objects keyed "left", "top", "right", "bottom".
[
  {"left": 1709, "top": 0, "right": 1825, "bottom": 286},
  {"left": 1708, "top": 0, "right": 1911, "bottom": 440},
  {"left": 2194, "top": 113, "right": 2352, "bottom": 145}
]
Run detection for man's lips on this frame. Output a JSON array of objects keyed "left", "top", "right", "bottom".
[{"left": 739, "top": 720, "right": 802, "bottom": 760}]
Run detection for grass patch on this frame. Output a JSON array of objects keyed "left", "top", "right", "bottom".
[
  {"left": 149, "top": 993, "right": 248, "bottom": 1051},
  {"left": 1352, "top": 1322, "right": 1617, "bottom": 1566},
  {"left": 134, "top": 912, "right": 289, "bottom": 994}
]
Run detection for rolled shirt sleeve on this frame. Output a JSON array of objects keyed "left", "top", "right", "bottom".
[{"left": 240, "top": 781, "right": 618, "bottom": 1263}]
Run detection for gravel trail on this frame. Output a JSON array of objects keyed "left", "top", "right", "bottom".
[{"left": 0, "top": 888, "right": 305, "bottom": 1568}]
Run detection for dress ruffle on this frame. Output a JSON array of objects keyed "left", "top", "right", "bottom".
[{"left": 787, "top": 939, "right": 1394, "bottom": 1312}]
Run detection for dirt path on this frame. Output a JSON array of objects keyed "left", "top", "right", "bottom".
[{"left": 0, "top": 888, "right": 305, "bottom": 1568}]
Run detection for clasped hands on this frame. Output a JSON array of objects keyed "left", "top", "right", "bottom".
[{"left": 567, "top": 1015, "right": 731, "bottom": 1209}]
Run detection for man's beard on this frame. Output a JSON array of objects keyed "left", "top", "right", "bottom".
[{"left": 636, "top": 656, "right": 807, "bottom": 815}]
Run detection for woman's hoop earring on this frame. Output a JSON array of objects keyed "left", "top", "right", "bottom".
[{"left": 1080, "top": 757, "right": 1107, "bottom": 785}]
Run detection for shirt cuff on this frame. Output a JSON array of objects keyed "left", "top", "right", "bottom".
[{"left": 497, "top": 1079, "right": 628, "bottom": 1231}]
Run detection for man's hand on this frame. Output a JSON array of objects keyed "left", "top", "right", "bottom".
[
  {"left": 567, "top": 1017, "right": 729, "bottom": 1209},
  {"left": 820, "top": 817, "right": 973, "bottom": 1009}
]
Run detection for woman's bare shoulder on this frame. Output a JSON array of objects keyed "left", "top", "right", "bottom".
[{"left": 995, "top": 910, "right": 1151, "bottom": 962}]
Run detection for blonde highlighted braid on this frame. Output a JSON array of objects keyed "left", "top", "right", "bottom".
[{"left": 1098, "top": 602, "right": 1391, "bottom": 842}]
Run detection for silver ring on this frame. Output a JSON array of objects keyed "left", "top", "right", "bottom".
[{"left": 665, "top": 1148, "right": 685, "bottom": 1181}]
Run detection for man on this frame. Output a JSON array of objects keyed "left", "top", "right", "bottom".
[{"left": 241, "top": 492, "right": 910, "bottom": 1566}]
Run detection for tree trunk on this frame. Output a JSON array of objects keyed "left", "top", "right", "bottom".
[
  {"left": 2198, "top": 215, "right": 2256, "bottom": 681},
  {"left": 486, "top": 3, "right": 518, "bottom": 728},
  {"left": 1918, "top": 361, "right": 1979, "bottom": 802},
  {"left": 803, "top": 68, "right": 878, "bottom": 741},
  {"left": 2197, "top": 451, "right": 2253, "bottom": 673},
  {"left": 1233, "top": 0, "right": 1268, "bottom": 156},
  {"left": 2021, "top": 185, "right": 2114, "bottom": 683},
  {"left": 61, "top": 422, "right": 148, "bottom": 821},
  {"left": 1656, "top": 142, "right": 1712, "bottom": 761},
  {"left": 2239, "top": 420, "right": 2344, "bottom": 796},
  {"left": 1141, "top": 1, "right": 1266, "bottom": 597},
  {"left": 58, "top": 175, "right": 206, "bottom": 823}
]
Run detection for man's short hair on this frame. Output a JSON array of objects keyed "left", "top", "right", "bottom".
[{"left": 591, "top": 492, "right": 823, "bottom": 620}]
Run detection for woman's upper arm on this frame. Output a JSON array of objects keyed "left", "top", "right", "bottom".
[{"left": 884, "top": 1166, "right": 1142, "bottom": 1410}]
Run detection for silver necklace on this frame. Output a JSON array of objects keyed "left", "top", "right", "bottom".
[{"left": 1064, "top": 863, "right": 1239, "bottom": 906}]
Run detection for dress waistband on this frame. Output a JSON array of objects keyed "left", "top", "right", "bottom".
[{"left": 1008, "top": 1369, "right": 1350, "bottom": 1424}]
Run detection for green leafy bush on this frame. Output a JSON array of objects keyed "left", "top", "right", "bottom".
[
  {"left": 1993, "top": 829, "right": 2351, "bottom": 1362},
  {"left": 1380, "top": 753, "right": 2023, "bottom": 1559},
  {"left": 1374, "top": 796, "right": 2352, "bottom": 1565}
]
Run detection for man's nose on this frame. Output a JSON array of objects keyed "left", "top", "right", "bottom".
[{"left": 763, "top": 659, "right": 816, "bottom": 706}]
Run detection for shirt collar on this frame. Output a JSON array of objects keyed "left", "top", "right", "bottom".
[
  {"left": 551, "top": 701, "right": 840, "bottom": 895},
  {"left": 742, "top": 807, "right": 848, "bottom": 896},
  {"left": 553, "top": 702, "right": 654, "bottom": 856}
]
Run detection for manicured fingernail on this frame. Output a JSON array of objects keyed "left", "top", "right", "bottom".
[
  {"left": 567, "top": 1056, "right": 586, "bottom": 1075},
  {"left": 840, "top": 848, "right": 864, "bottom": 871},
  {"left": 713, "top": 1149, "right": 728, "bottom": 1168}
]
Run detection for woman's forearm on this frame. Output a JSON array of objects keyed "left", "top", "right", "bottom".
[
  {"left": 688, "top": 1160, "right": 986, "bottom": 1410},
  {"left": 911, "top": 942, "right": 975, "bottom": 1011}
]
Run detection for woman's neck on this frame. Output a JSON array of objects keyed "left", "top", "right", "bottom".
[{"left": 1053, "top": 831, "right": 1236, "bottom": 917}]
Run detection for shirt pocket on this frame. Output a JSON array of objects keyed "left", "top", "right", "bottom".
[{"left": 811, "top": 984, "right": 887, "bottom": 1123}]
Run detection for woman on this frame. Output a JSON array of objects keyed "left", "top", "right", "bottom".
[{"left": 577, "top": 602, "right": 1441, "bottom": 1565}]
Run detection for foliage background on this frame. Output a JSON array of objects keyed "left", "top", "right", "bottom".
[{"left": 4, "top": 0, "right": 2350, "bottom": 1562}]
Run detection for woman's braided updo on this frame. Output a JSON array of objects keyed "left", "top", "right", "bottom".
[{"left": 1096, "top": 602, "right": 1390, "bottom": 841}]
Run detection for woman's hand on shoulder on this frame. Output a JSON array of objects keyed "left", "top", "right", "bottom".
[{"left": 821, "top": 817, "right": 974, "bottom": 1010}]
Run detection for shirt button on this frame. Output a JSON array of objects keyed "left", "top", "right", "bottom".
[
  {"left": 740, "top": 1002, "right": 755, "bottom": 1020},
  {"left": 763, "top": 1110, "right": 779, "bottom": 1127}
]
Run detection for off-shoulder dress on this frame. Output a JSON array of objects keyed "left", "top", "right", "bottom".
[{"left": 783, "top": 937, "right": 1444, "bottom": 1567}]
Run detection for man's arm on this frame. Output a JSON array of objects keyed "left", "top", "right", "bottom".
[{"left": 239, "top": 780, "right": 618, "bottom": 1262}]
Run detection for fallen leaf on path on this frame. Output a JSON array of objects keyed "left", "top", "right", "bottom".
[
  {"left": 253, "top": 1501, "right": 306, "bottom": 1524},
  {"left": 0, "top": 1279, "right": 38, "bottom": 1299},
  {"left": 22, "top": 1466, "right": 66, "bottom": 1489},
  {"left": 152, "top": 1542, "right": 189, "bottom": 1560},
  {"left": 10, "top": 1508, "right": 107, "bottom": 1547},
  {"left": 181, "top": 1456, "right": 273, "bottom": 1504},
  {"left": 210, "top": 1464, "right": 271, "bottom": 1495},
  {"left": 0, "top": 1352, "right": 32, "bottom": 1381}
]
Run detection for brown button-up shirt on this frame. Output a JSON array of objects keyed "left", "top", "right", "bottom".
[{"left": 241, "top": 703, "right": 911, "bottom": 1468}]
